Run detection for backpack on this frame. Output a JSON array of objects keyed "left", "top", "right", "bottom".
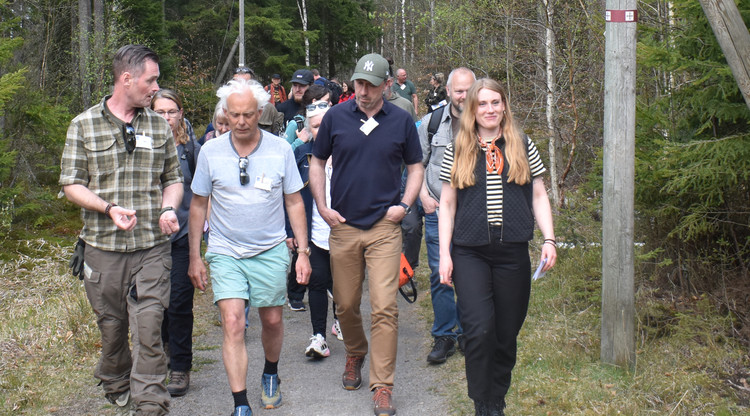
[
  {"left": 325, "top": 80, "right": 343, "bottom": 105},
  {"left": 427, "top": 104, "right": 446, "bottom": 142}
]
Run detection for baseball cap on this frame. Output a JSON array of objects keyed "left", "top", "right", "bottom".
[
  {"left": 291, "top": 69, "right": 314, "bottom": 85},
  {"left": 271, "top": 73, "right": 281, "bottom": 79},
  {"left": 351, "top": 53, "right": 389, "bottom": 86}
]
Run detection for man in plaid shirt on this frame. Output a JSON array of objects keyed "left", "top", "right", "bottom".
[{"left": 59, "top": 45, "right": 183, "bottom": 416}]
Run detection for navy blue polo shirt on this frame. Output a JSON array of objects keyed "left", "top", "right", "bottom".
[{"left": 313, "top": 98, "right": 422, "bottom": 229}]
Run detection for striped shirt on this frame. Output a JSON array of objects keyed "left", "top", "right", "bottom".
[
  {"left": 439, "top": 136, "right": 546, "bottom": 226},
  {"left": 59, "top": 96, "right": 183, "bottom": 252}
]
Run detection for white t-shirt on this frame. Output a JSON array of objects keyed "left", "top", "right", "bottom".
[
  {"left": 192, "top": 131, "right": 303, "bottom": 258},
  {"left": 311, "top": 160, "right": 333, "bottom": 250}
]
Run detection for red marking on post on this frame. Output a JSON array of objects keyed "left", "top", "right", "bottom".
[{"left": 605, "top": 10, "right": 638, "bottom": 23}]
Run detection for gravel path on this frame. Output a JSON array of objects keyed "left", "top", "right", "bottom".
[{"left": 168, "top": 285, "right": 452, "bottom": 416}]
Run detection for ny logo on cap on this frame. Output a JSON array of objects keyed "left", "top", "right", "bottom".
[{"left": 363, "top": 60, "right": 374, "bottom": 72}]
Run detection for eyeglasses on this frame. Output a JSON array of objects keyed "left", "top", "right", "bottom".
[
  {"left": 239, "top": 157, "right": 249, "bottom": 185},
  {"left": 155, "top": 109, "right": 181, "bottom": 118},
  {"left": 305, "top": 101, "right": 330, "bottom": 112},
  {"left": 123, "top": 123, "right": 136, "bottom": 154}
]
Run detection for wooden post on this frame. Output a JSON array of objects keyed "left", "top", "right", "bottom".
[
  {"left": 601, "top": 0, "right": 636, "bottom": 368},
  {"left": 698, "top": 0, "right": 750, "bottom": 111}
]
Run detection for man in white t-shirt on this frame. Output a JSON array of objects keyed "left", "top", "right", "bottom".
[{"left": 188, "top": 79, "right": 311, "bottom": 416}]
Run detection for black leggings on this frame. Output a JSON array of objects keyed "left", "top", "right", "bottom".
[
  {"left": 452, "top": 238, "right": 531, "bottom": 402},
  {"left": 308, "top": 243, "right": 334, "bottom": 336}
]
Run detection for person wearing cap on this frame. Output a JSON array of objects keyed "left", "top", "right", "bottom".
[
  {"left": 265, "top": 74, "right": 287, "bottom": 106},
  {"left": 309, "top": 53, "right": 423, "bottom": 416},
  {"left": 276, "top": 69, "right": 314, "bottom": 123}
]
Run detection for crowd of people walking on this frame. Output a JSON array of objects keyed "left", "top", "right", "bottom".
[{"left": 60, "top": 44, "right": 556, "bottom": 416}]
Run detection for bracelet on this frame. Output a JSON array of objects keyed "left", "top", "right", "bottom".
[
  {"left": 159, "top": 206, "right": 175, "bottom": 216},
  {"left": 544, "top": 239, "right": 557, "bottom": 247},
  {"left": 104, "top": 203, "right": 117, "bottom": 217}
]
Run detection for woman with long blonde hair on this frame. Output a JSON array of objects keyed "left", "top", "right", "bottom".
[{"left": 437, "top": 78, "right": 557, "bottom": 415}]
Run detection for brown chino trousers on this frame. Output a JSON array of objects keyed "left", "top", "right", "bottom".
[{"left": 328, "top": 217, "right": 402, "bottom": 390}]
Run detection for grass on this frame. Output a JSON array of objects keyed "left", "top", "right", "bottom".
[
  {"left": 2, "top": 209, "right": 748, "bottom": 414},
  {"left": 412, "top": 240, "right": 750, "bottom": 415}
]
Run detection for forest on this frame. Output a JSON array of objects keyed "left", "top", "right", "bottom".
[{"left": 0, "top": 0, "right": 749, "bottom": 373}]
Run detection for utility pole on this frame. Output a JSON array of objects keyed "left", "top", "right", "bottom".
[
  {"left": 238, "top": 0, "right": 245, "bottom": 67},
  {"left": 601, "top": 0, "right": 637, "bottom": 368}
]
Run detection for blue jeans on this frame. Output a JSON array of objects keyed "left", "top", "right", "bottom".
[{"left": 425, "top": 211, "right": 462, "bottom": 338}]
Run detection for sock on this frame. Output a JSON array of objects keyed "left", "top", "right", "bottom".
[
  {"left": 263, "top": 359, "right": 278, "bottom": 375},
  {"left": 232, "top": 389, "right": 249, "bottom": 408}
]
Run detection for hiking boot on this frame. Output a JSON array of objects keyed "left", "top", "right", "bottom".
[
  {"left": 372, "top": 386, "right": 396, "bottom": 416},
  {"left": 331, "top": 319, "right": 344, "bottom": 341},
  {"left": 427, "top": 336, "right": 456, "bottom": 364},
  {"left": 288, "top": 299, "right": 306, "bottom": 311},
  {"left": 260, "top": 373, "right": 282, "bottom": 408},
  {"left": 167, "top": 370, "right": 190, "bottom": 397},
  {"left": 342, "top": 355, "right": 365, "bottom": 390},
  {"left": 105, "top": 390, "right": 131, "bottom": 407},
  {"left": 232, "top": 405, "right": 253, "bottom": 416},
  {"left": 474, "top": 399, "right": 505, "bottom": 416},
  {"left": 305, "top": 333, "right": 331, "bottom": 358}
]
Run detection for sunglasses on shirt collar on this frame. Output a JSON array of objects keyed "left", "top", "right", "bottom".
[{"left": 122, "top": 123, "right": 136, "bottom": 154}]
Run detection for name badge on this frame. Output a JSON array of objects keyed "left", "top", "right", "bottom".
[
  {"left": 254, "top": 175, "right": 272, "bottom": 191},
  {"left": 135, "top": 135, "right": 153, "bottom": 149},
  {"left": 400, "top": 84, "right": 406, "bottom": 90},
  {"left": 360, "top": 117, "right": 379, "bottom": 136}
]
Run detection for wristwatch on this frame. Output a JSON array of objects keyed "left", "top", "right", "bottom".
[
  {"left": 297, "top": 246, "right": 311, "bottom": 256},
  {"left": 159, "top": 206, "right": 174, "bottom": 216},
  {"left": 398, "top": 202, "right": 411, "bottom": 215}
]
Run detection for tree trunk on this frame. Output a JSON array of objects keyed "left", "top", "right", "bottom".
[
  {"left": 401, "top": 0, "right": 406, "bottom": 64},
  {"left": 297, "top": 0, "right": 310, "bottom": 67},
  {"left": 544, "top": 0, "right": 560, "bottom": 206},
  {"left": 78, "top": 0, "right": 91, "bottom": 108}
]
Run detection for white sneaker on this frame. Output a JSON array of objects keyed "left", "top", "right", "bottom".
[
  {"left": 331, "top": 319, "right": 343, "bottom": 341},
  {"left": 305, "top": 333, "right": 330, "bottom": 358}
]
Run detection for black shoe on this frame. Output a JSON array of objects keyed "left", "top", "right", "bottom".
[
  {"left": 427, "top": 336, "right": 456, "bottom": 364},
  {"left": 457, "top": 334, "right": 466, "bottom": 354},
  {"left": 288, "top": 299, "right": 306, "bottom": 311}
]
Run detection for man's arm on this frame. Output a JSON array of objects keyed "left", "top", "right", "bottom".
[
  {"left": 63, "top": 184, "right": 137, "bottom": 231},
  {"left": 188, "top": 194, "right": 209, "bottom": 291},
  {"left": 284, "top": 191, "right": 312, "bottom": 284},
  {"left": 159, "top": 182, "right": 183, "bottom": 235},
  {"left": 411, "top": 93, "right": 419, "bottom": 116},
  {"left": 385, "top": 162, "right": 424, "bottom": 222}
]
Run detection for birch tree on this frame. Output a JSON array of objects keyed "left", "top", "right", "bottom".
[{"left": 297, "top": 0, "right": 310, "bottom": 67}]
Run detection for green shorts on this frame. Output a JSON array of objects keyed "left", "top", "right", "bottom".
[{"left": 205, "top": 242, "right": 289, "bottom": 308}]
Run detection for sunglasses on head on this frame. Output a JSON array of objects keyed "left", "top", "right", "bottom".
[
  {"left": 123, "top": 123, "right": 136, "bottom": 154},
  {"left": 239, "top": 157, "right": 250, "bottom": 186},
  {"left": 305, "top": 101, "right": 330, "bottom": 113}
]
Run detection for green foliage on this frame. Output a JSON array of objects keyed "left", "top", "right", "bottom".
[{"left": 635, "top": 0, "right": 750, "bottom": 297}]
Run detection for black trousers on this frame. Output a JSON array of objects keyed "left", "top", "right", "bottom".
[
  {"left": 452, "top": 234, "right": 531, "bottom": 403},
  {"left": 308, "top": 243, "right": 334, "bottom": 336},
  {"left": 162, "top": 235, "right": 194, "bottom": 372}
]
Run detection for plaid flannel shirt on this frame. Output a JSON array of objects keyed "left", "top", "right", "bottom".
[{"left": 59, "top": 96, "right": 183, "bottom": 252}]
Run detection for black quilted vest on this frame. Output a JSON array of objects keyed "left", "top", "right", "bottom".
[{"left": 452, "top": 138, "right": 534, "bottom": 246}]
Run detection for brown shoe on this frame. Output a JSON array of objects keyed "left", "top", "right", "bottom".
[
  {"left": 341, "top": 355, "right": 365, "bottom": 390},
  {"left": 373, "top": 386, "right": 396, "bottom": 416},
  {"left": 167, "top": 370, "right": 190, "bottom": 397}
]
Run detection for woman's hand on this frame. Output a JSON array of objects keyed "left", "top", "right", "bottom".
[{"left": 439, "top": 255, "right": 454, "bottom": 287}]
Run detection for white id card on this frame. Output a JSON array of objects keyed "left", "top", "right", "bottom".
[
  {"left": 254, "top": 175, "right": 272, "bottom": 191},
  {"left": 135, "top": 135, "right": 153, "bottom": 149},
  {"left": 360, "top": 117, "right": 379, "bottom": 135}
]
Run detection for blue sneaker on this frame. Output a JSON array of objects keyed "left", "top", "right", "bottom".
[
  {"left": 261, "top": 373, "right": 282, "bottom": 409},
  {"left": 231, "top": 405, "right": 252, "bottom": 416}
]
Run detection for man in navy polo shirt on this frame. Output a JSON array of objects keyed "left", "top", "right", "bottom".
[{"left": 309, "top": 53, "right": 423, "bottom": 416}]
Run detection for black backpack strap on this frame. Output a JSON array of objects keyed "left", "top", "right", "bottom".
[
  {"left": 186, "top": 137, "right": 196, "bottom": 177},
  {"left": 427, "top": 105, "right": 445, "bottom": 142}
]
